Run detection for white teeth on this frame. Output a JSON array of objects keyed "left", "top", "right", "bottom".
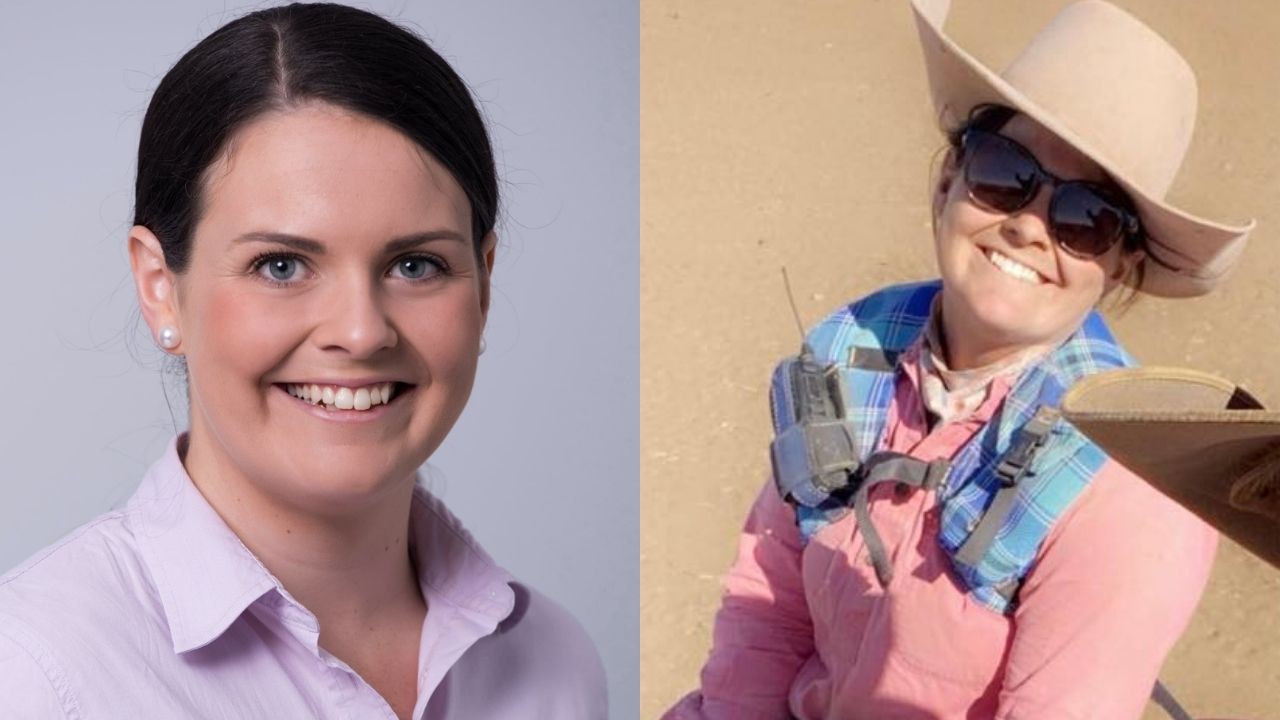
[
  {"left": 353, "top": 388, "right": 371, "bottom": 411},
  {"left": 334, "top": 387, "right": 355, "bottom": 410},
  {"left": 282, "top": 382, "right": 401, "bottom": 412},
  {"left": 987, "top": 250, "right": 1043, "bottom": 284}
]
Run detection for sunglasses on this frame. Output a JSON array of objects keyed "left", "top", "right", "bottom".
[{"left": 957, "top": 128, "right": 1143, "bottom": 259}]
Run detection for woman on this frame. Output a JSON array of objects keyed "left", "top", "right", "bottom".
[
  {"left": 666, "top": 1, "right": 1253, "bottom": 718},
  {"left": 0, "top": 4, "right": 605, "bottom": 718}
]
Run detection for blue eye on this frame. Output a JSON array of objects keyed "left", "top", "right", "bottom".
[
  {"left": 266, "top": 257, "right": 298, "bottom": 280},
  {"left": 250, "top": 253, "right": 307, "bottom": 285},
  {"left": 391, "top": 255, "right": 445, "bottom": 281}
]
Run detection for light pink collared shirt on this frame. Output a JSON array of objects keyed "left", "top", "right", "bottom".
[{"left": 0, "top": 435, "right": 606, "bottom": 719}]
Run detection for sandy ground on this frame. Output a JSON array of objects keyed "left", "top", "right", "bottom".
[{"left": 641, "top": 1, "right": 1280, "bottom": 718}]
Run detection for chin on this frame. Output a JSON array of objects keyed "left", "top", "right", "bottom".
[
  {"left": 970, "top": 315, "right": 1039, "bottom": 351},
  {"left": 277, "top": 444, "right": 414, "bottom": 493},
  {"left": 279, "top": 466, "right": 409, "bottom": 517},
  {"left": 943, "top": 285, "right": 1046, "bottom": 355}
]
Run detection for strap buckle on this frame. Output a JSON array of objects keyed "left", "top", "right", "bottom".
[{"left": 994, "top": 406, "right": 1059, "bottom": 487}]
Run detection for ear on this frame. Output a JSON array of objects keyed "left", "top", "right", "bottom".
[
  {"left": 478, "top": 230, "right": 498, "bottom": 317},
  {"left": 1102, "top": 246, "right": 1146, "bottom": 296},
  {"left": 128, "top": 225, "right": 183, "bottom": 352},
  {"left": 1111, "top": 247, "right": 1145, "bottom": 283}
]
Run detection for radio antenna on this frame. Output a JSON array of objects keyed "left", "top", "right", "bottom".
[
  {"left": 780, "top": 266, "right": 806, "bottom": 342},
  {"left": 780, "top": 266, "right": 815, "bottom": 357}
]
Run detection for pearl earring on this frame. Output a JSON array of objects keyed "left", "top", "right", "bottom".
[
  {"left": 158, "top": 325, "right": 180, "bottom": 350},
  {"left": 478, "top": 336, "right": 487, "bottom": 355}
]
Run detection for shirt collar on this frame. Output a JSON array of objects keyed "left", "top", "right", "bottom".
[
  {"left": 915, "top": 296, "right": 1053, "bottom": 425},
  {"left": 128, "top": 433, "right": 515, "bottom": 655}
]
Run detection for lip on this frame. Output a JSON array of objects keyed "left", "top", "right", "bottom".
[
  {"left": 272, "top": 383, "right": 414, "bottom": 423},
  {"left": 275, "top": 378, "right": 411, "bottom": 388}
]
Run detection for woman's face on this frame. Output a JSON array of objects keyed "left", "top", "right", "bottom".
[
  {"left": 139, "top": 102, "right": 493, "bottom": 515},
  {"left": 933, "top": 113, "right": 1134, "bottom": 365}
]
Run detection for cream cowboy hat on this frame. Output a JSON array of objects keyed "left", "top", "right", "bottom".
[
  {"left": 1061, "top": 367, "right": 1280, "bottom": 569},
  {"left": 910, "top": 0, "right": 1255, "bottom": 297}
]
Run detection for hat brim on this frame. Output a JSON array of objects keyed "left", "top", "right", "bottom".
[
  {"left": 1061, "top": 367, "right": 1280, "bottom": 568},
  {"left": 910, "top": 0, "right": 1255, "bottom": 298}
]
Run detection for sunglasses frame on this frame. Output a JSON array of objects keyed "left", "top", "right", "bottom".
[{"left": 957, "top": 128, "right": 1144, "bottom": 260}]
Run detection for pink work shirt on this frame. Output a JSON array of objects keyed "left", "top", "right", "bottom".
[
  {"left": 0, "top": 435, "right": 606, "bottom": 719},
  {"left": 667, "top": 343, "right": 1217, "bottom": 720}
]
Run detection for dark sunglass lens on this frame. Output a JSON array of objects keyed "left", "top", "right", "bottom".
[
  {"left": 1051, "top": 183, "right": 1125, "bottom": 257},
  {"left": 963, "top": 132, "right": 1038, "bottom": 213}
]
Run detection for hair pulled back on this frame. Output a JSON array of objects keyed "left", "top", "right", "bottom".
[{"left": 133, "top": 2, "right": 498, "bottom": 274}]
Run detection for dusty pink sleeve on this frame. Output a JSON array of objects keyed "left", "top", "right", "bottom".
[
  {"left": 663, "top": 479, "right": 815, "bottom": 720},
  {"left": 995, "top": 459, "right": 1218, "bottom": 720}
]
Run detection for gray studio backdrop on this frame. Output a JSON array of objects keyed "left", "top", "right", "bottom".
[{"left": 0, "top": 1, "right": 638, "bottom": 717}]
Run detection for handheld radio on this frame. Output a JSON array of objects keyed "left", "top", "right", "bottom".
[{"left": 769, "top": 270, "right": 862, "bottom": 508}]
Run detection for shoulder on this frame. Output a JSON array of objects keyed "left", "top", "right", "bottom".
[
  {"left": 1037, "top": 457, "right": 1217, "bottom": 589},
  {"left": 1005, "top": 460, "right": 1217, "bottom": 717},
  {"left": 496, "top": 583, "right": 607, "bottom": 697},
  {"left": 0, "top": 510, "right": 150, "bottom": 720},
  {"left": 814, "top": 279, "right": 940, "bottom": 328},
  {"left": 452, "top": 581, "right": 607, "bottom": 717},
  {"left": 0, "top": 509, "right": 149, "bottom": 627},
  {"left": 0, "top": 618, "right": 76, "bottom": 718},
  {"left": 804, "top": 279, "right": 940, "bottom": 357},
  {"left": 0, "top": 509, "right": 163, "bottom": 660},
  {"left": 1067, "top": 459, "right": 1215, "bottom": 545},
  {"left": 410, "top": 490, "right": 608, "bottom": 716}
]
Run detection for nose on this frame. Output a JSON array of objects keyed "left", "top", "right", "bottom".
[
  {"left": 311, "top": 276, "right": 398, "bottom": 358},
  {"left": 999, "top": 182, "right": 1055, "bottom": 251}
]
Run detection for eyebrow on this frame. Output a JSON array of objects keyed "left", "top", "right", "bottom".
[{"left": 231, "top": 230, "right": 468, "bottom": 254}]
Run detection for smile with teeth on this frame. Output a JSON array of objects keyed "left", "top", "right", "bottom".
[
  {"left": 282, "top": 382, "right": 400, "bottom": 411},
  {"left": 985, "top": 249, "right": 1044, "bottom": 284}
]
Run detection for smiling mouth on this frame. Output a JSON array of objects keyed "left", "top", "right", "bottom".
[
  {"left": 275, "top": 382, "right": 413, "bottom": 412},
  {"left": 984, "top": 248, "right": 1046, "bottom": 285}
]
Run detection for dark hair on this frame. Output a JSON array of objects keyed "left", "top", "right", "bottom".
[
  {"left": 937, "top": 103, "right": 1147, "bottom": 303},
  {"left": 944, "top": 103, "right": 1017, "bottom": 150},
  {"left": 133, "top": 2, "right": 498, "bottom": 273}
]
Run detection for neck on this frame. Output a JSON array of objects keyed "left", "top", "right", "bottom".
[
  {"left": 940, "top": 327, "right": 1028, "bottom": 371},
  {"left": 179, "top": 429, "right": 426, "bottom": 642}
]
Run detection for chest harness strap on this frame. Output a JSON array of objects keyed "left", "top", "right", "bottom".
[
  {"left": 774, "top": 342, "right": 1060, "bottom": 602},
  {"left": 954, "top": 406, "right": 1060, "bottom": 567},
  {"left": 849, "top": 453, "right": 950, "bottom": 587},
  {"left": 838, "top": 407, "right": 1055, "bottom": 596}
]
